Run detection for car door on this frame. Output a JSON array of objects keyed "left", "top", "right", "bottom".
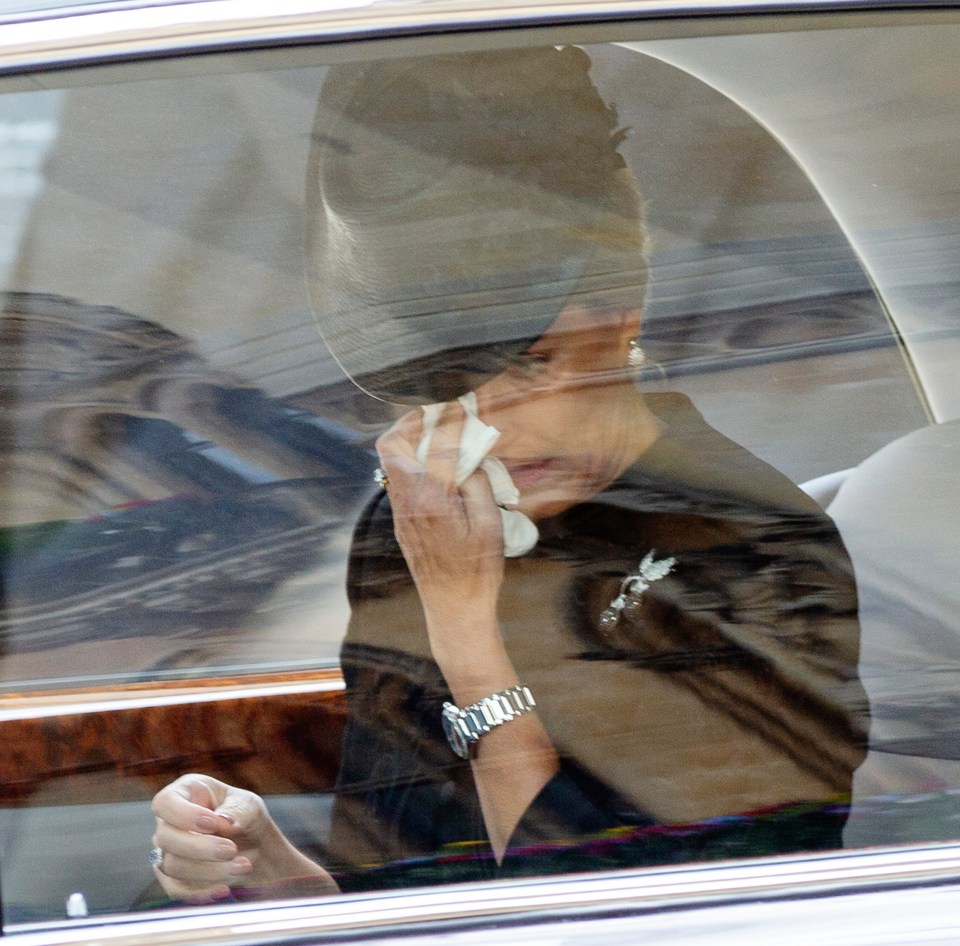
[{"left": 0, "top": 2, "right": 958, "bottom": 943}]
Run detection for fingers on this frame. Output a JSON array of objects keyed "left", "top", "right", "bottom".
[
  {"left": 375, "top": 409, "right": 421, "bottom": 474},
  {"left": 151, "top": 774, "right": 226, "bottom": 829},
  {"left": 151, "top": 831, "right": 246, "bottom": 905},
  {"left": 422, "top": 402, "right": 463, "bottom": 490},
  {"left": 161, "top": 849, "right": 250, "bottom": 884},
  {"left": 375, "top": 411, "right": 425, "bottom": 507},
  {"left": 460, "top": 466, "right": 502, "bottom": 536},
  {"left": 377, "top": 402, "right": 504, "bottom": 555},
  {"left": 376, "top": 403, "right": 464, "bottom": 494},
  {"left": 152, "top": 867, "right": 232, "bottom": 905},
  {"left": 151, "top": 775, "right": 262, "bottom": 902},
  {"left": 153, "top": 820, "right": 238, "bottom": 864},
  {"left": 156, "top": 847, "right": 250, "bottom": 887}
]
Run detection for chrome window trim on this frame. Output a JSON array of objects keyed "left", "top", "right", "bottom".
[
  {"left": 0, "top": 676, "right": 345, "bottom": 722},
  {"left": 9, "top": 843, "right": 960, "bottom": 944},
  {"left": 0, "top": 0, "right": 958, "bottom": 76}
]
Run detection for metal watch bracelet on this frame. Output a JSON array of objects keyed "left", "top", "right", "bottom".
[{"left": 441, "top": 684, "right": 536, "bottom": 760}]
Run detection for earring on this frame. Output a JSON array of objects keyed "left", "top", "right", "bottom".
[{"left": 627, "top": 338, "right": 647, "bottom": 369}]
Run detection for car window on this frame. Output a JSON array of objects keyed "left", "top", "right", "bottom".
[{"left": 0, "top": 15, "right": 956, "bottom": 930}]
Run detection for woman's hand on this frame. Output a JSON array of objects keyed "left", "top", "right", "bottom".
[
  {"left": 378, "top": 404, "right": 561, "bottom": 858},
  {"left": 151, "top": 774, "right": 338, "bottom": 903},
  {"left": 376, "top": 403, "right": 505, "bottom": 647}
]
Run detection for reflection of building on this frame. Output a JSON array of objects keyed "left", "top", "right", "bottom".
[
  {"left": 0, "top": 292, "right": 370, "bottom": 524},
  {"left": 0, "top": 292, "right": 374, "bottom": 676},
  {"left": 6, "top": 54, "right": 926, "bottom": 486}
]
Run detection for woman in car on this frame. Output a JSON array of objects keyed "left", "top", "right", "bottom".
[{"left": 149, "top": 46, "right": 867, "bottom": 901}]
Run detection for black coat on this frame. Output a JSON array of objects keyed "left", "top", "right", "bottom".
[{"left": 328, "top": 394, "right": 868, "bottom": 889}]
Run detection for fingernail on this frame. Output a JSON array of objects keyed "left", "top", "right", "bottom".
[
  {"left": 229, "top": 857, "right": 252, "bottom": 876},
  {"left": 217, "top": 812, "right": 236, "bottom": 826},
  {"left": 216, "top": 840, "right": 236, "bottom": 860},
  {"left": 196, "top": 815, "right": 216, "bottom": 833}
]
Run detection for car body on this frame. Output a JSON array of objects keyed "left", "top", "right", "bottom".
[{"left": 0, "top": 0, "right": 959, "bottom": 943}]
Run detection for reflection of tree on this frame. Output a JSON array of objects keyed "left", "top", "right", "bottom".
[{"left": 0, "top": 292, "right": 374, "bottom": 672}]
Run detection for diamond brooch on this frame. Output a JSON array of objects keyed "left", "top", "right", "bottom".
[{"left": 598, "top": 549, "right": 677, "bottom": 633}]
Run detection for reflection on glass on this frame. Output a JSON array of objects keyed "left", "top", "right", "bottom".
[
  {"left": 1, "top": 27, "right": 956, "bottom": 925},
  {"left": 0, "top": 90, "right": 60, "bottom": 286},
  {"left": 313, "top": 47, "right": 869, "bottom": 887},
  {"left": 0, "top": 292, "right": 373, "bottom": 691},
  {"left": 144, "top": 46, "right": 868, "bottom": 906},
  {"left": 833, "top": 422, "right": 960, "bottom": 848}
]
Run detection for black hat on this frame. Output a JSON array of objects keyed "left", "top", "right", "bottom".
[{"left": 306, "top": 46, "right": 647, "bottom": 403}]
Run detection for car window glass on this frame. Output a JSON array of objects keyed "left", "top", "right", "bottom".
[
  {"left": 0, "top": 20, "right": 953, "bottom": 928},
  {"left": 632, "top": 23, "right": 960, "bottom": 852}
]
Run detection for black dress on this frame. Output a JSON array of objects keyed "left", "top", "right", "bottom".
[{"left": 327, "top": 394, "right": 868, "bottom": 890}]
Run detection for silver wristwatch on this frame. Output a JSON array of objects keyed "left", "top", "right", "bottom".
[{"left": 441, "top": 685, "right": 537, "bottom": 760}]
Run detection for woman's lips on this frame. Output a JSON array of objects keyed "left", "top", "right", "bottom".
[{"left": 504, "top": 460, "right": 557, "bottom": 489}]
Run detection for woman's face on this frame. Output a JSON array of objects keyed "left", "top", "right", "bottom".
[{"left": 472, "top": 304, "right": 650, "bottom": 522}]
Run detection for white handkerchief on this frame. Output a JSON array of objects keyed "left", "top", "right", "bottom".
[{"left": 417, "top": 392, "right": 539, "bottom": 557}]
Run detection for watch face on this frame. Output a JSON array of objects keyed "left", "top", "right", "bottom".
[{"left": 441, "top": 701, "right": 471, "bottom": 760}]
